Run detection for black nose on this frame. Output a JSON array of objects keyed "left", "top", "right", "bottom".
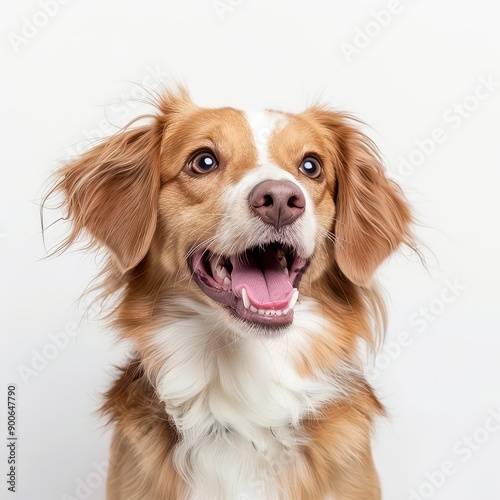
[{"left": 248, "top": 180, "right": 305, "bottom": 230}]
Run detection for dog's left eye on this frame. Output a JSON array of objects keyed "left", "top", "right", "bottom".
[
  {"left": 189, "top": 151, "right": 219, "bottom": 174},
  {"left": 299, "top": 156, "right": 322, "bottom": 179}
]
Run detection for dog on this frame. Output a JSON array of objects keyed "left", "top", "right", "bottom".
[{"left": 51, "top": 88, "right": 413, "bottom": 499}]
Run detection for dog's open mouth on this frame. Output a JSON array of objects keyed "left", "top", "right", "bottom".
[{"left": 191, "top": 243, "right": 309, "bottom": 328}]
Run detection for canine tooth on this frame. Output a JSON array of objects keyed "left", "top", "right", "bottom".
[
  {"left": 280, "top": 257, "right": 287, "bottom": 269},
  {"left": 223, "top": 276, "right": 231, "bottom": 285},
  {"left": 241, "top": 287, "right": 250, "bottom": 309},
  {"left": 258, "top": 309, "right": 265, "bottom": 315},
  {"left": 275, "top": 310, "right": 282, "bottom": 317},
  {"left": 283, "top": 308, "right": 289, "bottom": 315},
  {"left": 288, "top": 289, "right": 299, "bottom": 310},
  {"left": 215, "top": 264, "right": 229, "bottom": 280},
  {"left": 250, "top": 305, "right": 258, "bottom": 313},
  {"left": 276, "top": 248, "right": 285, "bottom": 259}
]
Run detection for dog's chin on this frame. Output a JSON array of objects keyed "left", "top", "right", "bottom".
[{"left": 190, "top": 242, "right": 310, "bottom": 333}]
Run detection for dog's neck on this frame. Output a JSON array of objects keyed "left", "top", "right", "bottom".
[{"left": 142, "top": 296, "right": 360, "bottom": 499}]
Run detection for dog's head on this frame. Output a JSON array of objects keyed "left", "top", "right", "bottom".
[{"left": 54, "top": 89, "right": 412, "bottom": 334}]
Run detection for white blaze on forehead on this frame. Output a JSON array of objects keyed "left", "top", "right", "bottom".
[{"left": 243, "top": 109, "right": 287, "bottom": 167}]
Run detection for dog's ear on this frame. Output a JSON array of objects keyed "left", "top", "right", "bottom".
[
  {"left": 308, "top": 109, "right": 413, "bottom": 285},
  {"left": 56, "top": 118, "right": 164, "bottom": 273}
]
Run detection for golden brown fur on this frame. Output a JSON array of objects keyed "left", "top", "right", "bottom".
[{"left": 48, "top": 88, "right": 413, "bottom": 499}]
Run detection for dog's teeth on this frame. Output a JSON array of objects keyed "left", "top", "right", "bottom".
[
  {"left": 241, "top": 287, "right": 251, "bottom": 310},
  {"left": 223, "top": 276, "right": 231, "bottom": 286},
  {"left": 276, "top": 248, "right": 285, "bottom": 259},
  {"left": 283, "top": 308, "right": 289, "bottom": 315},
  {"left": 280, "top": 257, "right": 287, "bottom": 269},
  {"left": 216, "top": 265, "right": 229, "bottom": 280},
  {"left": 288, "top": 289, "right": 299, "bottom": 310},
  {"left": 258, "top": 309, "right": 265, "bottom": 315},
  {"left": 275, "top": 310, "right": 282, "bottom": 317},
  {"left": 250, "top": 305, "right": 258, "bottom": 313},
  {"left": 266, "top": 310, "right": 275, "bottom": 316}
]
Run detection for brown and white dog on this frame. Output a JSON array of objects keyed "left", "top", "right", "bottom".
[{"left": 52, "top": 88, "right": 413, "bottom": 499}]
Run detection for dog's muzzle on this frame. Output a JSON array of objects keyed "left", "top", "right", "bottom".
[{"left": 189, "top": 178, "right": 311, "bottom": 330}]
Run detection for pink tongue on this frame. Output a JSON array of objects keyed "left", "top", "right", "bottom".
[{"left": 231, "top": 249, "right": 294, "bottom": 309}]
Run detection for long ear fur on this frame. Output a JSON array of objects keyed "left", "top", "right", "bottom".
[
  {"left": 53, "top": 117, "right": 164, "bottom": 273},
  {"left": 308, "top": 108, "right": 413, "bottom": 285}
]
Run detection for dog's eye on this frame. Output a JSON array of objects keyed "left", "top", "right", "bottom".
[
  {"left": 299, "top": 156, "right": 322, "bottom": 179},
  {"left": 189, "top": 151, "right": 219, "bottom": 174}
]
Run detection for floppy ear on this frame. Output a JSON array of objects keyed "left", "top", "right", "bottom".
[
  {"left": 310, "top": 109, "right": 412, "bottom": 285},
  {"left": 56, "top": 118, "right": 164, "bottom": 273}
]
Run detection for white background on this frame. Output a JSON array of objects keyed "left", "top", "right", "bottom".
[{"left": 1, "top": 1, "right": 500, "bottom": 499}]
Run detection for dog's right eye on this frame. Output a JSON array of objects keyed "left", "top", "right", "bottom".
[{"left": 188, "top": 151, "right": 219, "bottom": 174}]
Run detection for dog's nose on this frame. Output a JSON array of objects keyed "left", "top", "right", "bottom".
[{"left": 249, "top": 180, "right": 305, "bottom": 230}]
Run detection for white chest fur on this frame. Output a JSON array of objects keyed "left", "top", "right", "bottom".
[{"left": 150, "top": 298, "right": 354, "bottom": 499}]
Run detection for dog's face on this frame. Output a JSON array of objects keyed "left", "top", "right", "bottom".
[
  {"left": 58, "top": 90, "right": 411, "bottom": 334},
  {"left": 158, "top": 105, "right": 336, "bottom": 330}
]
